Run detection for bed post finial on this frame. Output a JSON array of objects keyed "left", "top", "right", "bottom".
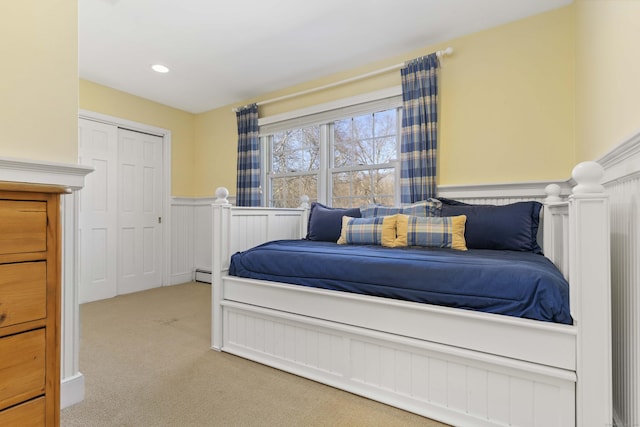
[
  {"left": 572, "top": 161, "right": 605, "bottom": 195},
  {"left": 214, "top": 187, "right": 230, "bottom": 205},
  {"left": 544, "top": 183, "right": 562, "bottom": 203}
]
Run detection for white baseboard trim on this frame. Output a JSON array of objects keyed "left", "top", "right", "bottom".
[
  {"left": 61, "top": 372, "right": 85, "bottom": 409},
  {"left": 170, "top": 272, "right": 194, "bottom": 285}
]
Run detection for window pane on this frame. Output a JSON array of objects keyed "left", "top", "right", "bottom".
[
  {"left": 372, "top": 168, "right": 395, "bottom": 198},
  {"left": 269, "top": 106, "right": 398, "bottom": 208},
  {"left": 332, "top": 109, "right": 397, "bottom": 168},
  {"left": 373, "top": 109, "right": 396, "bottom": 138},
  {"left": 331, "top": 198, "right": 350, "bottom": 209},
  {"left": 353, "top": 114, "right": 373, "bottom": 139},
  {"left": 331, "top": 167, "right": 395, "bottom": 207},
  {"left": 300, "top": 175, "right": 318, "bottom": 201},
  {"left": 333, "top": 140, "right": 355, "bottom": 168},
  {"left": 299, "top": 127, "right": 320, "bottom": 170},
  {"left": 332, "top": 171, "right": 352, "bottom": 198},
  {"left": 334, "top": 119, "right": 351, "bottom": 142},
  {"left": 270, "top": 177, "right": 286, "bottom": 207},
  {"left": 271, "top": 133, "right": 289, "bottom": 174},
  {"left": 271, "top": 126, "right": 319, "bottom": 173},
  {"left": 334, "top": 137, "right": 374, "bottom": 168},
  {"left": 356, "top": 139, "right": 375, "bottom": 165},
  {"left": 353, "top": 170, "right": 371, "bottom": 197},
  {"left": 375, "top": 136, "right": 396, "bottom": 164},
  {"left": 270, "top": 174, "right": 317, "bottom": 208}
]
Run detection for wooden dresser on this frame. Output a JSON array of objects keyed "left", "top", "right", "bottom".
[{"left": 0, "top": 182, "right": 66, "bottom": 427}]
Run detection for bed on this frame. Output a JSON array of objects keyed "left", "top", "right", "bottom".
[{"left": 210, "top": 161, "right": 612, "bottom": 427}]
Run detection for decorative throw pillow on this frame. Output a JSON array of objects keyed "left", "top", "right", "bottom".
[
  {"left": 386, "top": 214, "right": 467, "bottom": 250},
  {"left": 306, "top": 202, "right": 361, "bottom": 242},
  {"left": 360, "top": 199, "right": 442, "bottom": 218},
  {"left": 337, "top": 215, "right": 398, "bottom": 246},
  {"left": 440, "top": 201, "right": 542, "bottom": 253}
]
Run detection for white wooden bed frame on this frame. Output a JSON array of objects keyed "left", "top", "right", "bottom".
[{"left": 211, "top": 161, "right": 612, "bottom": 427}]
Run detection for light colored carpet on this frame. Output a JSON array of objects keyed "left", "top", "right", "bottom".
[{"left": 61, "top": 282, "right": 448, "bottom": 427}]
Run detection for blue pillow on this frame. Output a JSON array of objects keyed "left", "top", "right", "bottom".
[
  {"left": 441, "top": 201, "right": 542, "bottom": 253},
  {"left": 306, "top": 202, "right": 361, "bottom": 242}
]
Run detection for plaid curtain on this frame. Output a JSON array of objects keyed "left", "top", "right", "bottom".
[
  {"left": 400, "top": 54, "right": 439, "bottom": 203},
  {"left": 235, "top": 104, "right": 261, "bottom": 206}
]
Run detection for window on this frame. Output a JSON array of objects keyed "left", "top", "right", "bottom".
[
  {"left": 331, "top": 109, "right": 398, "bottom": 208},
  {"left": 269, "top": 126, "right": 320, "bottom": 208},
  {"left": 263, "top": 104, "right": 401, "bottom": 208}
]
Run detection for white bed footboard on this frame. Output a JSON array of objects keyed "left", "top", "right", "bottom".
[
  {"left": 211, "top": 162, "right": 612, "bottom": 427},
  {"left": 211, "top": 187, "right": 308, "bottom": 350}
]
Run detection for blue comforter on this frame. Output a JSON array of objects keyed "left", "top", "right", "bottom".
[{"left": 228, "top": 240, "right": 573, "bottom": 324}]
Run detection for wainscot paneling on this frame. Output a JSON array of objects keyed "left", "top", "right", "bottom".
[
  {"left": 170, "top": 196, "right": 235, "bottom": 284},
  {"left": 599, "top": 130, "right": 640, "bottom": 427}
]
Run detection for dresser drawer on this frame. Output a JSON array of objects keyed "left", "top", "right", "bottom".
[
  {"left": 0, "top": 397, "right": 45, "bottom": 427},
  {"left": 0, "top": 200, "right": 47, "bottom": 255},
  {"left": 0, "top": 262, "right": 47, "bottom": 328},
  {"left": 0, "top": 329, "right": 46, "bottom": 410}
]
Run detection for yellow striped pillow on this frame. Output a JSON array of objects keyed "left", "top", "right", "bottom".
[{"left": 385, "top": 214, "right": 467, "bottom": 250}]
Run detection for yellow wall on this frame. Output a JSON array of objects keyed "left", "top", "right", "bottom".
[
  {"left": 79, "top": 80, "right": 196, "bottom": 196},
  {"left": 0, "top": 0, "right": 78, "bottom": 163},
  {"left": 7, "top": 2, "right": 637, "bottom": 197},
  {"left": 193, "top": 109, "right": 236, "bottom": 196},
  {"left": 76, "top": 6, "right": 576, "bottom": 196},
  {"left": 193, "top": 6, "right": 576, "bottom": 194},
  {"left": 575, "top": 0, "right": 640, "bottom": 162}
]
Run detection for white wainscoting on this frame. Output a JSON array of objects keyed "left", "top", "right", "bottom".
[
  {"left": 170, "top": 196, "right": 235, "bottom": 285},
  {"left": 599, "top": 130, "right": 640, "bottom": 427},
  {"left": 170, "top": 198, "right": 197, "bottom": 285}
]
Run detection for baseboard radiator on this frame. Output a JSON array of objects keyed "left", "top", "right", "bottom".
[{"left": 195, "top": 269, "right": 212, "bottom": 284}]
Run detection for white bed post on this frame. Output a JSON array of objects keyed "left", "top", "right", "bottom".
[
  {"left": 211, "top": 187, "right": 231, "bottom": 351},
  {"left": 569, "top": 162, "right": 612, "bottom": 427}
]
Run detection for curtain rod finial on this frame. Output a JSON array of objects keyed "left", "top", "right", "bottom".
[{"left": 437, "top": 47, "right": 453, "bottom": 58}]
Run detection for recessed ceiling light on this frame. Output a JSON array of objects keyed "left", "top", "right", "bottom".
[{"left": 151, "top": 64, "right": 170, "bottom": 73}]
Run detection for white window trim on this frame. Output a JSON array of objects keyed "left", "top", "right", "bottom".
[
  {"left": 259, "top": 86, "right": 402, "bottom": 134},
  {"left": 261, "top": 86, "right": 403, "bottom": 207}
]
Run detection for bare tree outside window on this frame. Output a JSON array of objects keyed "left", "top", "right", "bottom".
[
  {"left": 332, "top": 109, "right": 397, "bottom": 207},
  {"left": 266, "top": 107, "right": 399, "bottom": 208},
  {"left": 269, "top": 126, "right": 320, "bottom": 207}
]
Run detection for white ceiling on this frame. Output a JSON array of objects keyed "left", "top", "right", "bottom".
[{"left": 79, "top": 0, "right": 572, "bottom": 114}]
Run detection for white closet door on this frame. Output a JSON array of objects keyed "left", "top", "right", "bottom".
[
  {"left": 78, "top": 118, "right": 118, "bottom": 303},
  {"left": 117, "top": 128, "right": 164, "bottom": 295}
]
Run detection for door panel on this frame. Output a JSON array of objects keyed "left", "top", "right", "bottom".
[
  {"left": 78, "top": 119, "right": 118, "bottom": 303},
  {"left": 117, "top": 129, "right": 163, "bottom": 295},
  {"left": 78, "top": 119, "right": 164, "bottom": 302}
]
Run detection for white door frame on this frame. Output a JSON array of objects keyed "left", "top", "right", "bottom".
[{"left": 78, "top": 109, "right": 172, "bottom": 288}]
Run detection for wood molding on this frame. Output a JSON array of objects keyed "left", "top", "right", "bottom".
[
  {"left": 597, "top": 129, "right": 640, "bottom": 185},
  {"left": 437, "top": 179, "right": 572, "bottom": 200}
]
